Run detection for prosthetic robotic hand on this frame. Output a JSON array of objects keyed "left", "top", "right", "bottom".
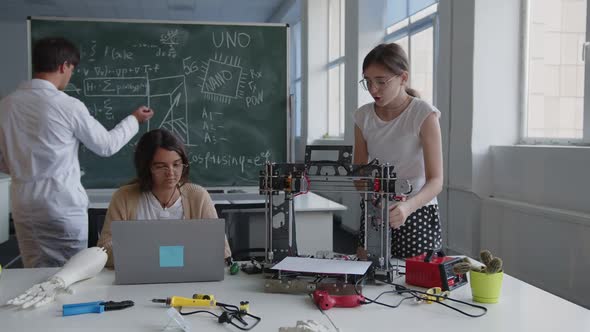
[
  {"left": 7, "top": 247, "right": 108, "bottom": 309},
  {"left": 279, "top": 320, "right": 336, "bottom": 332}
]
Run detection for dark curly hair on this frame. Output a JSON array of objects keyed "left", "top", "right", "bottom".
[{"left": 134, "top": 129, "right": 190, "bottom": 191}]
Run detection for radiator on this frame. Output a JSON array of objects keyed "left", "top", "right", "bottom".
[{"left": 481, "top": 197, "right": 590, "bottom": 308}]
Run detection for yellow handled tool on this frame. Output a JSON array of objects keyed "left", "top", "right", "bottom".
[
  {"left": 152, "top": 294, "right": 216, "bottom": 308},
  {"left": 421, "top": 287, "right": 450, "bottom": 304}
]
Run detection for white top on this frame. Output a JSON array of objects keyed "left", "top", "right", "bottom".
[
  {"left": 354, "top": 98, "right": 440, "bottom": 206},
  {"left": 136, "top": 192, "right": 184, "bottom": 220}
]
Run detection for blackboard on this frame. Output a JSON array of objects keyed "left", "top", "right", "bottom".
[{"left": 28, "top": 17, "right": 289, "bottom": 188}]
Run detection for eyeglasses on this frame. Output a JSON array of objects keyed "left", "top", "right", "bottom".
[
  {"left": 359, "top": 76, "right": 398, "bottom": 91},
  {"left": 151, "top": 163, "right": 188, "bottom": 175}
]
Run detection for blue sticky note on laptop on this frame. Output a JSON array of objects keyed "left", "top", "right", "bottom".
[{"left": 159, "top": 246, "right": 184, "bottom": 267}]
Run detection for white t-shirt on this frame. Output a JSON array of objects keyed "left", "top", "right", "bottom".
[
  {"left": 136, "top": 191, "right": 184, "bottom": 220},
  {"left": 354, "top": 98, "right": 440, "bottom": 206}
]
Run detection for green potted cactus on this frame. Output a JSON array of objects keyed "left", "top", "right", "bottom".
[{"left": 453, "top": 250, "right": 504, "bottom": 303}]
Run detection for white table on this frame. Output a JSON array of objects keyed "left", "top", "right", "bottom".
[
  {"left": 87, "top": 189, "right": 347, "bottom": 256},
  {"left": 212, "top": 192, "right": 348, "bottom": 256},
  {"left": 0, "top": 268, "right": 588, "bottom": 332}
]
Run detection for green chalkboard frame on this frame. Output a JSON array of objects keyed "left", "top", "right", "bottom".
[{"left": 28, "top": 16, "right": 291, "bottom": 188}]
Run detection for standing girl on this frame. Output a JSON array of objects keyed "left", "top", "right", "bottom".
[{"left": 354, "top": 43, "right": 443, "bottom": 258}]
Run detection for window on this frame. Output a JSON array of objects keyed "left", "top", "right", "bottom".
[
  {"left": 291, "top": 21, "right": 302, "bottom": 137},
  {"left": 383, "top": 1, "right": 438, "bottom": 105},
  {"left": 327, "top": 0, "right": 345, "bottom": 137},
  {"left": 523, "top": 0, "right": 588, "bottom": 143}
]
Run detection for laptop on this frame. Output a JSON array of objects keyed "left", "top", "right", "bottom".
[{"left": 111, "top": 219, "right": 226, "bottom": 284}]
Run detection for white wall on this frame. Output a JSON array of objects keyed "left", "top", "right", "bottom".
[
  {"left": 301, "top": 0, "right": 329, "bottom": 144},
  {"left": 472, "top": 0, "right": 520, "bottom": 196},
  {"left": 481, "top": 196, "right": 590, "bottom": 308},
  {"left": 441, "top": 0, "right": 478, "bottom": 255},
  {"left": 492, "top": 146, "right": 590, "bottom": 213},
  {"left": 446, "top": 0, "right": 590, "bottom": 308},
  {"left": 0, "top": 22, "right": 28, "bottom": 98},
  {"left": 487, "top": 146, "right": 590, "bottom": 309},
  {"left": 443, "top": 0, "right": 522, "bottom": 256}
]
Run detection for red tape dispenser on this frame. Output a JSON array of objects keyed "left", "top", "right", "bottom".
[
  {"left": 405, "top": 249, "right": 467, "bottom": 291},
  {"left": 312, "top": 290, "right": 365, "bottom": 310}
]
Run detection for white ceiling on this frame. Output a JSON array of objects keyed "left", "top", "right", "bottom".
[{"left": 0, "top": 0, "right": 297, "bottom": 23}]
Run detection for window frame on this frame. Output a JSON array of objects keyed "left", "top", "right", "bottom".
[
  {"left": 325, "top": 0, "right": 346, "bottom": 138},
  {"left": 520, "top": 0, "right": 590, "bottom": 145},
  {"left": 291, "top": 21, "right": 302, "bottom": 137},
  {"left": 383, "top": 2, "right": 439, "bottom": 107}
]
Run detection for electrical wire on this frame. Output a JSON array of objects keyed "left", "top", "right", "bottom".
[
  {"left": 353, "top": 274, "right": 414, "bottom": 308},
  {"left": 293, "top": 173, "right": 310, "bottom": 197},
  {"left": 179, "top": 302, "right": 262, "bottom": 331},
  {"left": 353, "top": 274, "right": 487, "bottom": 317},
  {"left": 350, "top": 158, "right": 380, "bottom": 176}
]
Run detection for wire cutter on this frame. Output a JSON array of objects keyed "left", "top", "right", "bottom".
[{"left": 63, "top": 300, "right": 134, "bottom": 316}]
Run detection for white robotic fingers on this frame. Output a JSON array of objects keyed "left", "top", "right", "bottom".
[
  {"left": 32, "top": 294, "right": 57, "bottom": 308},
  {"left": 6, "top": 293, "right": 31, "bottom": 306},
  {"left": 6, "top": 247, "right": 108, "bottom": 309},
  {"left": 22, "top": 295, "right": 46, "bottom": 309},
  {"left": 279, "top": 320, "right": 334, "bottom": 332},
  {"left": 7, "top": 275, "right": 63, "bottom": 308}
]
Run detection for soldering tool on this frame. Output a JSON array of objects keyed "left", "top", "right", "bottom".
[
  {"left": 152, "top": 294, "right": 216, "bottom": 308},
  {"left": 312, "top": 290, "right": 365, "bottom": 310},
  {"left": 62, "top": 300, "right": 134, "bottom": 316},
  {"left": 154, "top": 294, "right": 261, "bottom": 330}
]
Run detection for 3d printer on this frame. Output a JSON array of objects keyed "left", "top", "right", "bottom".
[{"left": 258, "top": 145, "right": 412, "bottom": 283}]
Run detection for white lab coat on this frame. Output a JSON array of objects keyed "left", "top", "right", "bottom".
[{"left": 0, "top": 79, "right": 139, "bottom": 267}]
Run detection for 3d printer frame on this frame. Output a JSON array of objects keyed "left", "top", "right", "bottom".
[{"left": 258, "top": 145, "right": 412, "bottom": 281}]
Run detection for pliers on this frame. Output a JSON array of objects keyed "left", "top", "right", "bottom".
[{"left": 63, "top": 300, "right": 134, "bottom": 316}]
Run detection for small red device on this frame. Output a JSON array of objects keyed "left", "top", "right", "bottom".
[
  {"left": 405, "top": 250, "right": 467, "bottom": 291},
  {"left": 312, "top": 290, "right": 365, "bottom": 310}
]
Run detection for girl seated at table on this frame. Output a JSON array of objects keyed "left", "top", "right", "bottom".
[{"left": 98, "top": 128, "right": 231, "bottom": 267}]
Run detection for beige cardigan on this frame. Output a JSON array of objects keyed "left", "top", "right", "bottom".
[{"left": 97, "top": 182, "right": 231, "bottom": 268}]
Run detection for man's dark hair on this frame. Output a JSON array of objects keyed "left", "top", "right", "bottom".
[
  {"left": 32, "top": 37, "right": 80, "bottom": 73},
  {"left": 134, "top": 129, "right": 190, "bottom": 191}
]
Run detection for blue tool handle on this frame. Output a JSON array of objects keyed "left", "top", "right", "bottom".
[{"left": 63, "top": 301, "right": 105, "bottom": 316}]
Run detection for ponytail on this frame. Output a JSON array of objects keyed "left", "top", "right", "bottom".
[{"left": 405, "top": 87, "right": 420, "bottom": 98}]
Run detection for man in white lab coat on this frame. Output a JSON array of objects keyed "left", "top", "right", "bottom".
[{"left": 0, "top": 37, "right": 154, "bottom": 268}]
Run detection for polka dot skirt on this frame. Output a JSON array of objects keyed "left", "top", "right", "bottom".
[
  {"left": 358, "top": 204, "right": 442, "bottom": 259},
  {"left": 392, "top": 204, "right": 442, "bottom": 258}
]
